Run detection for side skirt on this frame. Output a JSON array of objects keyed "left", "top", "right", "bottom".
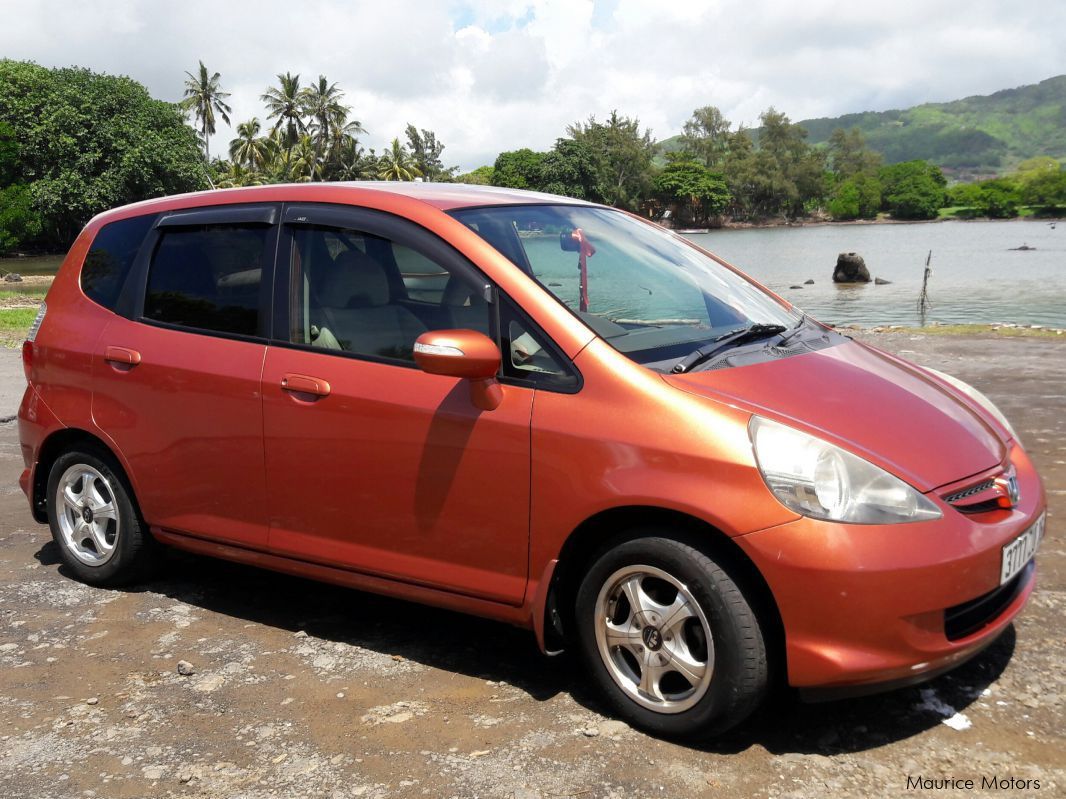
[{"left": 152, "top": 527, "right": 534, "bottom": 630}]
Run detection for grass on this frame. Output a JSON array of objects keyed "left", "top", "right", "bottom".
[
  {"left": 0, "top": 307, "right": 39, "bottom": 348},
  {"left": 0, "top": 285, "right": 49, "bottom": 299}
]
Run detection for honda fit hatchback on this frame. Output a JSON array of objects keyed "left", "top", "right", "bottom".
[{"left": 18, "top": 183, "right": 1046, "bottom": 737}]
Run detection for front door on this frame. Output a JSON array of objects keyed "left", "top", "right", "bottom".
[{"left": 261, "top": 205, "right": 532, "bottom": 605}]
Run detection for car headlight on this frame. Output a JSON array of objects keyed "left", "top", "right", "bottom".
[
  {"left": 749, "top": 416, "right": 942, "bottom": 524},
  {"left": 923, "top": 368, "right": 1017, "bottom": 441}
]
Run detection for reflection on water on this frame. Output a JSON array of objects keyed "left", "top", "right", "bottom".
[
  {"left": 0, "top": 254, "right": 65, "bottom": 276},
  {"left": 686, "top": 219, "right": 1066, "bottom": 328}
]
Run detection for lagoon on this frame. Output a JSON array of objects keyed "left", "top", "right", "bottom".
[{"left": 686, "top": 218, "right": 1065, "bottom": 328}]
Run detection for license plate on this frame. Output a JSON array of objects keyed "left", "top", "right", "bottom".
[{"left": 1000, "top": 513, "right": 1045, "bottom": 585}]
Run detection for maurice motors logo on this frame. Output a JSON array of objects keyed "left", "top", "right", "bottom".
[{"left": 906, "top": 775, "right": 1041, "bottom": 791}]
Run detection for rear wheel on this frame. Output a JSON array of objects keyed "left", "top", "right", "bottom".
[
  {"left": 46, "top": 446, "right": 159, "bottom": 586},
  {"left": 575, "top": 534, "right": 768, "bottom": 738}
]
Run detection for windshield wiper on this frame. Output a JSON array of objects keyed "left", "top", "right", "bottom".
[{"left": 671, "top": 323, "right": 787, "bottom": 374}]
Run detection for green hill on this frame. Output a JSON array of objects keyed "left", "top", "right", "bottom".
[{"left": 658, "top": 75, "right": 1066, "bottom": 177}]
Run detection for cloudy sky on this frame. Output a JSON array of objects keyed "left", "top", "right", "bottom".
[{"left": 4, "top": 0, "right": 1066, "bottom": 171}]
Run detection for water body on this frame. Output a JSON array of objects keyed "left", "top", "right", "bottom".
[
  {"left": 4, "top": 218, "right": 1063, "bottom": 327},
  {"left": 685, "top": 219, "right": 1065, "bottom": 328}
]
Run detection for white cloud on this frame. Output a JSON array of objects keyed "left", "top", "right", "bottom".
[{"left": 2, "top": 0, "right": 1065, "bottom": 170}]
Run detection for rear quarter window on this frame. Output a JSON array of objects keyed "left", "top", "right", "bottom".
[{"left": 81, "top": 214, "right": 156, "bottom": 311}]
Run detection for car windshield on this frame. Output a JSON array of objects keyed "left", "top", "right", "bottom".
[{"left": 449, "top": 204, "right": 801, "bottom": 369}]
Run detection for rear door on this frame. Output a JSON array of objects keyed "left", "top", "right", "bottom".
[
  {"left": 261, "top": 203, "right": 533, "bottom": 604},
  {"left": 92, "top": 204, "right": 278, "bottom": 549}
]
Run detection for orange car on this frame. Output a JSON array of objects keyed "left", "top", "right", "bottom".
[{"left": 18, "top": 183, "right": 1046, "bottom": 737}]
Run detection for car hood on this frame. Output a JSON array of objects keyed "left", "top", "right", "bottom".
[{"left": 664, "top": 339, "right": 1007, "bottom": 492}]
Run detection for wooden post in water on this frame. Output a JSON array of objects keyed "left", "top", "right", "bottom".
[{"left": 918, "top": 250, "right": 933, "bottom": 324}]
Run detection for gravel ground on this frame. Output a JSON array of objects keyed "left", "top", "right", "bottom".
[{"left": 0, "top": 333, "right": 1063, "bottom": 799}]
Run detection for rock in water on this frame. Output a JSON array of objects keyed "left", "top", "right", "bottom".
[
  {"left": 832, "top": 252, "right": 871, "bottom": 283},
  {"left": 874, "top": 277, "right": 892, "bottom": 285},
  {"left": 804, "top": 279, "right": 815, "bottom": 285}
]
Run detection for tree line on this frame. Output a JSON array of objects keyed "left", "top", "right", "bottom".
[
  {"left": 180, "top": 62, "right": 457, "bottom": 187},
  {"left": 2, "top": 59, "right": 1065, "bottom": 254}
]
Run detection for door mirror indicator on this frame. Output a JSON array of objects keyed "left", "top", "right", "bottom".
[{"left": 414, "top": 330, "right": 503, "bottom": 411}]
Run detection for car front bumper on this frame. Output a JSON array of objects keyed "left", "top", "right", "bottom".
[{"left": 735, "top": 444, "right": 1046, "bottom": 690}]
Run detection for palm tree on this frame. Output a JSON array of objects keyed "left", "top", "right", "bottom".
[
  {"left": 217, "top": 162, "right": 266, "bottom": 189},
  {"left": 180, "top": 61, "right": 231, "bottom": 163},
  {"left": 228, "top": 118, "right": 272, "bottom": 173},
  {"left": 332, "top": 138, "right": 377, "bottom": 181},
  {"left": 378, "top": 138, "right": 422, "bottom": 181},
  {"left": 301, "top": 76, "right": 345, "bottom": 169},
  {"left": 288, "top": 134, "right": 321, "bottom": 182},
  {"left": 261, "top": 72, "right": 306, "bottom": 152}
]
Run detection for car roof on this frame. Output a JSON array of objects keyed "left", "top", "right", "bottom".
[
  {"left": 88, "top": 181, "right": 594, "bottom": 229},
  {"left": 332, "top": 181, "right": 594, "bottom": 210}
]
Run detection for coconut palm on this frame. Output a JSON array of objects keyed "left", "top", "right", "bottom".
[
  {"left": 261, "top": 72, "right": 306, "bottom": 152},
  {"left": 287, "top": 134, "right": 321, "bottom": 182},
  {"left": 332, "top": 138, "right": 377, "bottom": 181},
  {"left": 217, "top": 162, "right": 266, "bottom": 189},
  {"left": 228, "top": 118, "right": 272, "bottom": 172},
  {"left": 378, "top": 138, "right": 422, "bottom": 181},
  {"left": 302, "top": 76, "right": 350, "bottom": 170},
  {"left": 180, "top": 61, "right": 231, "bottom": 163}
]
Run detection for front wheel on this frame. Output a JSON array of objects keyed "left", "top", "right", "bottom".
[{"left": 574, "top": 535, "right": 768, "bottom": 738}]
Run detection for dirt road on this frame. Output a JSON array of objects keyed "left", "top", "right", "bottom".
[{"left": 1, "top": 333, "right": 1062, "bottom": 798}]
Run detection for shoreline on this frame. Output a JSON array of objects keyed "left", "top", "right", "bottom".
[{"left": 675, "top": 214, "right": 1064, "bottom": 233}]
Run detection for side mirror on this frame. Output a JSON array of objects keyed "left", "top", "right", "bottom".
[{"left": 413, "top": 329, "right": 503, "bottom": 411}]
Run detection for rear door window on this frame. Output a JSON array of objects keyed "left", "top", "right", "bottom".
[{"left": 144, "top": 224, "right": 269, "bottom": 336}]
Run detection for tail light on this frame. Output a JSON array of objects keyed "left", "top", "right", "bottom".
[{"left": 23, "top": 301, "right": 46, "bottom": 382}]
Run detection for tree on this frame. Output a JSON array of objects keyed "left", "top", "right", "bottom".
[
  {"left": 262, "top": 72, "right": 306, "bottom": 152},
  {"left": 827, "top": 127, "right": 881, "bottom": 179},
  {"left": 331, "top": 138, "right": 377, "bottom": 181},
  {"left": 456, "top": 165, "right": 494, "bottom": 185},
  {"left": 404, "top": 125, "right": 456, "bottom": 182},
  {"left": 827, "top": 174, "right": 881, "bottom": 220},
  {"left": 679, "top": 106, "right": 731, "bottom": 169},
  {"left": 179, "top": 61, "right": 231, "bottom": 163},
  {"left": 1020, "top": 166, "right": 1066, "bottom": 210},
  {"left": 302, "top": 75, "right": 362, "bottom": 177},
  {"left": 491, "top": 148, "right": 545, "bottom": 189},
  {"left": 567, "top": 111, "right": 656, "bottom": 209},
  {"left": 539, "top": 138, "right": 600, "bottom": 200},
  {"left": 977, "top": 178, "right": 1020, "bottom": 218},
  {"left": 377, "top": 138, "right": 421, "bottom": 181},
  {"left": 654, "top": 158, "right": 730, "bottom": 226},
  {"left": 0, "top": 184, "right": 41, "bottom": 252},
  {"left": 0, "top": 60, "right": 205, "bottom": 248},
  {"left": 878, "top": 160, "right": 946, "bottom": 219},
  {"left": 228, "top": 118, "right": 273, "bottom": 173}
]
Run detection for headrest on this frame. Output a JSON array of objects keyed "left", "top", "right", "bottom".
[{"left": 319, "top": 249, "right": 390, "bottom": 308}]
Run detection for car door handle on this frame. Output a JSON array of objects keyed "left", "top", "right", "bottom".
[
  {"left": 281, "top": 373, "right": 331, "bottom": 398},
  {"left": 104, "top": 346, "right": 142, "bottom": 366}
]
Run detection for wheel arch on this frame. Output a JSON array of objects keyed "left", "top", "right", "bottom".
[
  {"left": 543, "top": 506, "right": 786, "bottom": 684},
  {"left": 31, "top": 427, "right": 137, "bottom": 523}
]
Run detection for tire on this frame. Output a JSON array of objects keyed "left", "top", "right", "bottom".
[
  {"left": 574, "top": 534, "right": 768, "bottom": 738},
  {"left": 46, "top": 445, "right": 159, "bottom": 586}
]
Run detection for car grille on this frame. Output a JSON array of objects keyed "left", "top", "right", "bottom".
[
  {"left": 944, "top": 561, "right": 1032, "bottom": 641},
  {"left": 943, "top": 479, "right": 996, "bottom": 504},
  {"left": 941, "top": 467, "right": 1015, "bottom": 514}
]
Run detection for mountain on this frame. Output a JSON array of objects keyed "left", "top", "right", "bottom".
[{"left": 658, "top": 75, "right": 1066, "bottom": 178}]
